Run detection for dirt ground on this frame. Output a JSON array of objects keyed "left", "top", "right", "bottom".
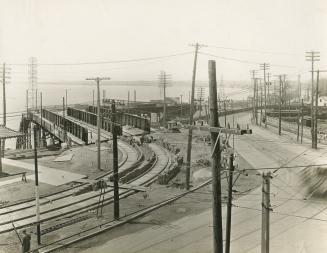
[
  {"left": 0, "top": 114, "right": 261, "bottom": 253},
  {"left": 34, "top": 128, "right": 260, "bottom": 253},
  {"left": 0, "top": 142, "right": 122, "bottom": 205}
]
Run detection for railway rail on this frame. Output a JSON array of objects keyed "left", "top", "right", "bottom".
[
  {"left": 0, "top": 140, "right": 141, "bottom": 233},
  {"left": 38, "top": 177, "right": 213, "bottom": 253},
  {"left": 0, "top": 143, "right": 169, "bottom": 237}
]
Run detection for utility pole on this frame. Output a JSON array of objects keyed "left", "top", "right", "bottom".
[
  {"left": 197, "top": 87, "right": 205, "bottom": 119},
  {"left": 277, "top": 75, "right": 283, "bottom": 135},
  {"left": 188, "top": 90, "right": 191, "bottom": 104},
  {"left": 232, "top": 100, "right": 235, "bottom": 149},
  {"left": 127, "top": 91, "right": 130, "bottom": 113},
  {"left": 298, "top": 74, "right": 301, "bottom": 102},
  {"left": 301, "top": 98, "right": 304, "bottom": 143},
  {"left": 26, "top": 90, "right": 32, "bottom": 149},
  {"left": 255, "top": 78, "right": 259, "bottom": 125},
  {"left": 66, "top": 89, "right": 68, "bottom": 109},
  {"left": 260, "top": 63, "right": 270, "bottom": 128},
  {"left": 297, "top": 107, "right": 300, "bottom": 142},
  {"left": 40, "top": 92, "right": 44, "bottom": 148},
  {"left": 224, "top": 100, "right": 227, "bottom": 127},
  {"left": 250, "top": 70, "right": 258, "bottom": 122},
  {"left": 40, "top": 92, "right": 43, "bottom": 127},
  {"left": 1, "top": 63, "right": 10, "bottom": 156},
  {"left": 33, "top": 125, "right": 41, "bottom": 245},
  {"left": 261, "top": 172, "right": 271, "bottom": 253},
  {"left": 86, "top": 77, "right": 110, "bottom": 171},
  {"left": 63, "top": 97, "right": 67, "bottom": 142},
  {"left": 306, "top": 51, "right": 320, "bottom": 149},
  {"left": 205, "top": 103, "right": 209, "bottom": 124},
  {"left": 267, "top": 73, "right": 271, "bottom": 106},
  {"left": 28, "top": 57, "right": 38, "bottom": 109},
  {"left": 186, "top": 42, "right": 206, "bottom": 190},
  {"left": 159, "top": 71, "right": 170, "bottom": 127},
  {"left": 260, "top": 79, "right": 263, "bottom": 126},
  {"left": 180, "top": 94, "right": 183, "bottom": 118},
  {"left": 134, "top": 89, "right": 136, "bottom": 103},
  {"left": 315, "top": 70, "right": 319, "bottom": 148},
  {"left": 35, "top": 90, "right": 38, "bottom": 111},
  {"left": 208, "top": 63, "right": 253, "bottom": 253},
  {"left": 208, "top": 60, "right": 223, "bottom": 253},
  {"left": 103, "top": 89, "right": 106, "bottom": 102},
  {"left": 225, "top": 152, "right": 235, "bottom": 253},
  {"left": 111, "top": 101, "right": 120, "bottom": 220}
]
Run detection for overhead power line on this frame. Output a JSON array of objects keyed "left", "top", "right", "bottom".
[
  {"left": 6, "top": 52, "right": 193, "bottom": 66},
  {"left": 199, "top": 52, "right": 299, "bottom": 69},
  {"left": 207, "top": 45, "right": 300, "bottom": 56}
]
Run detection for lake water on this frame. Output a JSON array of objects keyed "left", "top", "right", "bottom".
[{"left": 2, "top": 81, "right": 250, "bottom": 149}]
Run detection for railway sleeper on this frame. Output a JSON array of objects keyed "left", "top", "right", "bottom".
[
  {"left": 118, "top": 153, "right": 156, "bottom": 184},
  {"left": 38, "top": 214, "right": 93, "bottom": 235}
]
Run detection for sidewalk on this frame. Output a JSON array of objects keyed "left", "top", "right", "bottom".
[{"left": 2, "top": 158, "right": 86, "bottom": 186}]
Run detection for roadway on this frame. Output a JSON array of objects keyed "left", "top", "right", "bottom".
[{"left": 77, "top": 113, "right": 327, "bottom": 253}]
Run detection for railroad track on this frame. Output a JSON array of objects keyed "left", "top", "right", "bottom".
[
  {"left": 0, "top": 140, "right": 141, "bottom": 234},
  {"left": 0, "top": 143, "right": 169, "bottom": 236},
  {"left": 38, "top": 178, "right": 212, "bottom": 253}
]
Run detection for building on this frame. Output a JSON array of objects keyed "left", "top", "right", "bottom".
[{"left": 317, "top": 96, "right": 327, "bottom": 107}]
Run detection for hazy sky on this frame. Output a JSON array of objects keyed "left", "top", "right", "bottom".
[{"left": 0, "top": 0, "right": 326, "bottom": 83}]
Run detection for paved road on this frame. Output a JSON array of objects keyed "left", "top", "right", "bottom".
[{"left": 79, "top": 114, "right": 327, "bottom": 253}]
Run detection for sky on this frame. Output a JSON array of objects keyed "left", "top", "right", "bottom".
[{"left": 0, "top": 0, "right": 327, "bottom": 84}]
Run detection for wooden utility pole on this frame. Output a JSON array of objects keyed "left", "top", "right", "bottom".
[
  {"left": 63, "top": 97, "right": 67, "bottom": 142},
  {"left": 180, "top": 94, "right": 183, "bottom": 118},
  {"left": 278, "top": 76, "right": 282, "bottom": 135},
  {"left": 267, "top": 73, "right": 271, "bottom": 106},
  {"left": 159, "top": 71, "right": 169, "bottom": 127},
  {"left": 40, "top": 92, "right": 44, "bottom": 147},
  {"left": 255, "top": 78, "right": 259, "bottom": 125},
  {"left": 260, "top": 79, "right": 263, "bottom": 126},
  {"left": 102, "top": 89, "right": 106, "bottom": 102},
  {"left": 205, "top": 103, "right": 209, "bottom": 124},
  {"left": 261, "top": 172, "right": 271, "bottom": 253},
  {"left": 185, "top": 42, "right": 206, "bottom": 190},
  {"left": 301, "top": 98, "right": 304, "bottom": 143},
  {"left": 35, "top": 89, "right": 38, "bottom": 110},
  {"left": 298, "top": 74, "right": 301, "bottom": 102},
  {"left": 260, "top": 63, "right": 270, "bottom": 128},
  {"left": 188, "top": 90, "right": 191, "bottom": 104},
  {"left": 232, "top": 100, "right": 235, "bottom": 149},
  {"left": 306, "top": 51, "right": 320, "bottom": 149},
  {"left": 86, "top": 77, "right": 110, "bottom": 171},
  {"left": 297, "top": 108, "right": 300, "bottom": 142},
  {"left": 225, "top": 152, "right": 235, "bottom": 253},
  {"left": 208, "top": 60, "right": 223, "bottom": 253},
  {"left": 127, "top": 91, "right": 130, "bottom": 113},
  {"left": 111, "top": 101, "right": 120, "bottom": 220},
  {"left": 66, "top": 89, "right": 68, "bottom": 109},
  {"left": 40, "top": 92, "right": 43, "bottom": 125},
  {"left": 1, "top": 63, "right": 10, "bottom": 157},
  {"left": 250, "top": 70, "right": 257, "bottom": 122},
  {"left": 163, "top": 73, "right": 167, "bottom": 127},
  {"left": 33, "top": 126, "right": 41, "bottom": 245},
  {"left": 224, "top": 101, "right": 227, "bottom": 127},
  {"left": 315, "top": 70, "right": 319, "bottom": 148}
]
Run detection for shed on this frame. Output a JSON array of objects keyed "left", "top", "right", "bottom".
[{"left": 0, "top": 125, "right": 24, "bottom": 173}]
